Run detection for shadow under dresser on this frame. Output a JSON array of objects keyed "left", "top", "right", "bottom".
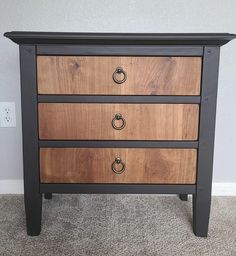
[{"left": 4, "top": 32, "right": 236, "bottom": 236}]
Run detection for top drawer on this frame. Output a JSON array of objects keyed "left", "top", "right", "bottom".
[{"left": 37, "top": 56, "right": 201, "bottom": 95}]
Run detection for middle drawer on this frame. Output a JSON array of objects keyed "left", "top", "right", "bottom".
[{"left": 38, "top": 103, "right": 199, "bottom": 140}]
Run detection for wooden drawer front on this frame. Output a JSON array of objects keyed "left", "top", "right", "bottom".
[
  {"left": 37, "top": 56, "right": 201, "bottom": 95},
  {"left": 38, "top": 103, "right": 199, "bottom": 140},
  {"left": 40, "top": 148, "right": 197, "bottom": 184}
]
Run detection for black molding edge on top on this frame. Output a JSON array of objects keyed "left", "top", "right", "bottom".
[
  {"left": 40, "top": 184, "right": 196, "bottom": 194},
  {"left": 4, "top": 32, "right": 236, "bottom": 46}
]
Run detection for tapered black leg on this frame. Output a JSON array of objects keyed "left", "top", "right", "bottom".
[
  {"left": 20, "top": 45, "right": 42, "bottom": 236},
  {"left": 44, "top": 193, "right": 52, "bottom": 199},
  {"left": 179, "top": 194, "right": 188, "bottom": 201},
  {"left": 192, "top": 194, "right": 211, "bottom": 237},
  {"left": 25, "top": 193, "right": 42, "bottom": 236},
  {"left": 192, "top": 47, "right": 220, "bottom": 237}
]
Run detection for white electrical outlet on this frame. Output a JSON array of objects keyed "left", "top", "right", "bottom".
[{"left": 0, "top": 102, "right": 16, "bottom": 127}]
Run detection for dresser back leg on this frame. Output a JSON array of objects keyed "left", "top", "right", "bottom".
[
  {"left": 44, "top": 193, "right": 52, "bottom": 199},
  {"left": 179, "top": 194, "right": 188, "bottom": 201}
]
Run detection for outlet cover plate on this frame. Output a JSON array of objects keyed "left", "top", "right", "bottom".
[{"left": 0, "top": 102, "right": 16, "bottom": 127}]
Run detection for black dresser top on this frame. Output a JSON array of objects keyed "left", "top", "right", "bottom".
[{"left": 4, "top": 31, "right": 236, "bottom": 46}]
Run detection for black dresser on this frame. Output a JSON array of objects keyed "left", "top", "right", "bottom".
[{"left": 4, "top": 32, "right": 235, "bottom": 236}]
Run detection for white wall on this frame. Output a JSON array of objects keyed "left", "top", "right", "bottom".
[{"left": 0, "top": 0, "right": 236, "bottom": 182}]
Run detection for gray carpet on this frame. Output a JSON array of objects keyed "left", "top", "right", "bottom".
[{"left": 0, "top": 195, "right": 235, "bottom": 256}]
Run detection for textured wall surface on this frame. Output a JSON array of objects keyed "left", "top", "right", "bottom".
[{"left": 0, "top": 0, "right": 236, "bottom": 181}]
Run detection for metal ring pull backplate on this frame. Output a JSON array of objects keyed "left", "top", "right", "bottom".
[
  {"left": 112, "top": 157, "right": 125, "bottom": 174},
  {"left": 112, "top": 113, "right": 126, "bottom": 130},
  {"left": 112, "top": 67, "right": 127, "bottom": 84}
]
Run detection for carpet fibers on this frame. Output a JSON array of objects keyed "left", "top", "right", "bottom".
[{"left": 0, "top": 195, "right": 235, "bottom": 256}]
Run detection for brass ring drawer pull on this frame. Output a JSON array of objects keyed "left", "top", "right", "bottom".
[
  {"left": 112, "top": 67, "right": 127, "bottom": 84},
  {"left": 112, "top": 157, "right": 125, "bottom": 174},
  {"left": 112, "top": 113, "right": 126, "bottom": 130}
]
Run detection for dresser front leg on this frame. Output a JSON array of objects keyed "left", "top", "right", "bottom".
[
  {"left": 20, "top": 45, "right": 42, "bottom": 236},
  {"left": 192, "top": 194, "right": 211, "bottom": 237},
  {"left": 24, "top": 193, "right": 42, "bottom": 236},
  {"left": 179, "top": 194, "right": 188, "bottom": 201}
]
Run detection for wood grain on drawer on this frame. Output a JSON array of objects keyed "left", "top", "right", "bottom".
[
  {"left": 40, "top": 148, "right": 197, "bottom": 184},
  {"left": 38, "top": 103, "right": 199, "bottom": 140},
  {"left": 37, "top": 56, "right": 201, "bottom": 95}
]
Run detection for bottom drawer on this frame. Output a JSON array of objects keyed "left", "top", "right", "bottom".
[{"left": 40, "top": 148, "right": 197, "bottom": 184}]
